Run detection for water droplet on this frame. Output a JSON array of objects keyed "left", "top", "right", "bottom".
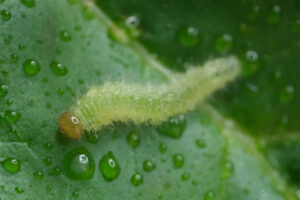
[
  {"left": 181, "top": 172, "right": 190, "bottom": 181},
  {"left": 10, "top": 53, "right": 19, "bottom": 63},
  {"left": 86, "top": 131, "right": 101, "bottom": 144},
  {"left": 177, "top": 26, "right": 201, "bottom": 48},
  {"left": 43, "top": 157, "right": 52, "bottom": 166},
  {"left": 46, "top": 185, "right": 52, "bottom": 193},
  {"left": 1, "top": 158, "right": 21, "bottom": 173},
  {"left": 20, "top": 0, "right": 36, "bottom": 8},
  {"left": 0, "top": 84, "right": 8, "bottom": 98},
  {"left": 23, "top": 59, "right": 40, "bottom": 75},
  {"left": 52, "top": 166, "right": 62, "bottom": 176},
  {"left": 44, "top": 143, "right": 54, "bottom": 150},
  {"left": 159, "top": 142, "right": 167, "bottom": 153},
  {"left": 4, "top": 110, "right": 21, "bottom": 123},
  {"left": 143, "top": 160, "right": 156, "bottom": 172},
  {"left": 125, "top": 15, "right": 140, "bottom": 28},
  {"left": 222, "top": 160, "right": 234, "bottom": 179},
  {"left": 131, "top": 172, "right": 143, "bottom": 186},
  {"left": 18, "top": 43, "right": 25, "bottom": 51},
  {"left": 72, "top": 191, "right": 79, "bottom": 199},
  {"left": 204, "top": 191, "right": 216, "bottom": 200},
  {"left": 242, "top": 50, "right": 261, "bottom": 76},
  {"left": 195, "top": 138, "right": 206, "bottom": 148},
  {"left": 15, "top": 187, "right": 24, "bottom": 194},
  {"left": 1, "top": 10, "right": 11, "bottom": 21},
  {"left": 214, "top": 34, "right": 233, "bottom": 54},
  {"left": 127, "top": 130, "right": 140, "bottom": 149},
  {"left": 33, "top": 171, "right": 44, "bottom": 180},
  {"left": 268, "top": 5, "right": 281, "bottom": 25},
  {"left": 60, "top": 30, "right": 72, "bottom": 42},
  {"left": 57, "top": 88, "right": 65, "bottom": 96},
  {"left": 64, "top": 147, "right": 95, "bottom": 180},
  {"left": 172, "top": 153, "right": 184, "bottom": 168},
  {"left": 50, "top": 61, "right": 68, "bottom": 76},
  {"left": 99, "top": 151, "right": 120, "bottom": 181},
  {"left": 280, "top": 85, "right": 294, "bottom": 103},
  {"left": 157, "top": 115, "right": 186, "bottom": 139}
]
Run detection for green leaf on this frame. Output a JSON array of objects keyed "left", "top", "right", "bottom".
[{"left": 0, "top": 0, "right": 298, "bottom": 199}]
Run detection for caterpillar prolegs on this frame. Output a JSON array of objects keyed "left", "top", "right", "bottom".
[{"left": 59, "top": 56, "right": 240, "bottom": 139}]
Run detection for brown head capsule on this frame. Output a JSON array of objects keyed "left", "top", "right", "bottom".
[{"left": 59, "top": 112, "right": 83, "bottom": 139}]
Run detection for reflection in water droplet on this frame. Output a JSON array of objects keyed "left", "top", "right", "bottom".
[
  {"left": 157, "top": 115, "right": 186, "bottom": 139},
  {"left": 60, "top": 30, "right": 72, "bottom": 42},
  {"left": 131, "top": 172, "right": 143, "bottom": 186},
  {"left": 99, "top": 152, "right": 120, "bottom": 181},
  {"left": 1, "top": 158, "right": 21, "bottom": 173},
  {"left": 204, "top": 191, "right": 216, "bottom": 200},
  {"left": 0, "top": 84, "right": 8, "bottom": 98},
  {"left": 177, "top": 26, "right": 201, "bottom": 48},
  {"left": 173, "top": 153, "right": 184, "bottom": 168},
  {"left": 23, "top": 59, "right": 40, "bottom": 75},
  {"left": 50, "top": 61, "right": 68, "bottom": 76},
  {"left": 1, "top": 10, "right": 11, "bottom": 21},
  {"left": 214, "top": 34, "right": 233, "bottom": 54},
  {"left": 127, "top": 130, "right": 140, "bottom": 149},
  {"left": 4, "top": 110, "right": 21, "bottom": 123},
  {"left": 143, "top": 160, "right": 156, "bottom": 172},
  {"left": 21, "top": 0, "right": 36, "bottom": 8}
]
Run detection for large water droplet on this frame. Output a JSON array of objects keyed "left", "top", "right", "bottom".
[
  {"left": 60, "top": 30, "right": 72, "bottom": 42},
  {"left": 131, "top": 172, "right": 143, "bottom": 186},
  {"left": 64, "top": 147, "right": 95, "bottom": 180},
  {"left": 50, "top": 61, "right": 68, "bottom": 76},
  {"left": 1, "top": 158, "right": 21, "bottom": 173},
  {"left": 20, "top": 0, "right": 36, "bottom": 8},
  {"left": 204, "top": 191, "right": 216, "bottom": 200},
  {"left": 1, "top": 10, "right": 11, "bottom": 21},
  {"left": 143, "top": 160, "right": 156, "bottom": 172},
  {"left": 99, "top": 152, "right": 120, "bottom": 181},
  {"left": 4, "top": 110, "right": 21, "bottom": 123},
  {"left": 127, "top": 130, "right": 140, "bottom": 149},
  {"left": 177, "top": 26, "right": 201, "bottom": 48},
  {"left": 214, "top": 34, "right": 233, "bottom": 54},
  {"left": 157, "top": 115, "right": 186, "bottom": 139},
  {"left": 173, "top": 153, "right": 184, "bottom": 168},
  {"left": 23, "top": 59, "right": 40, "bottom": 75},
  {"left": 0, "top": 84, "right": 8, "bottom": 98}
]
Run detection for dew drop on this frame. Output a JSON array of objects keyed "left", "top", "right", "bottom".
[
  {"left": 4, "top": 110, "right": 21, "bottom": 123},
  {"left": 33, "top": 171, "right": 44, "bottom": 180},
  {"left": 172, "top": 153, "right": 184, "bottom": 168},
  {"left": 50, "top": 61, "right": 68, "bottom": 76},
  {"left": 181, "top": 172, "right": 190, "bottom": 181},
  {"left": 52, "top": 166, "right": 62, "bottom": 176},
  {"left": 143, "top": 160, "right": 156, "bottom": 172},
  {"left": 214, "top": 34, "right": 233, "bottom": 54},
  {"left": 242, "top": 50, "right": 261, "bottom": 76},
  {"left": 0, "top": 84, "right": 8, "bottom": 98},
  {"left": 127, "top": 130, "right": 140, "bottom": 149},
  {"left": 177, "top": 26, "right": 201, "bottom": 48},
  {"left": 18, "top": 43, "right": 25, "bottom": 51},
  {"left": 60, "top": 30, "right": 72, "bottom": 42},
  {"left": 131, "top": 172, "right": 143, "bottom": 186},
  {"left": 10, "top": 53, "right": 19, "bottom": 63},
  {"left": 157, "top": 115, "right": 186, "bottom": 139},
  {"left": 195, "top": 138, "right": 206, "bottom": 148},
  {"left": 222, "top": 160, "right": 234, "bottom": 179},
  {"left": 86, "top": 131, "right": 101, "bottom": 144},
  {"left": 23, "top": 59, "right": 40, "bottom": 75},
  {"left": 20, "top": 0, "right": 36, "bottom": 8},
  {"left": 125, "top": 15, "right": 140, "bottom": 28},
  {"left": 57, "top": 88, "right": 65, "bottom": 96},
  {"left": 1, "top": 10, "right": 11, "bottom": 21},
  {"left": 280, "top": 85, "right": 294, "bottom": 104},
  {"left": 43, "top": 157, "right": 52, "bottom": 166},
  {"left": 44, "top": 143, "right": 54, "bottom": 150},
  {"left": 99, "top": 151, "right": 120, "bottom": 181},
  {"left": 268, "top": 5, "right": 281, "bottom": 25},
  {"left": 72, "top": 191, "right": 79, "bottom": 199},
  {"left": 15, "top": 187, "right": 24, "bottom": 194},
  {"left": 1, "top": 158, "right": 21, "bottom": 173},
  {"left": 64, "top": 147, "right": 95, "bottom": 180},
  {"left": 204, "top": 191, "right": 216, "bottom": 200},
  {"left": 159, "top": 142, "right": 167, "bottom": 153}
]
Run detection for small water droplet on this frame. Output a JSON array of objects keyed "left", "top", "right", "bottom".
[
  {"left": 127, "top": 130, "right": 140, "bottom": 149},
  {"left": 1, "top": 10, "right": 11, "bottom": 21},
  {"left": 23, "top": 59, "right": 40, "bottom": 75},
  {"left": 268, "top": 5, "right": 281, "bottom": 25},
  {"left": 280, "top": 85, "right": 294, "bottom": 104},
  {"left": 60, "top": 30, "right": 72, "bottom": 42},
  {"left": 131, "top": 172, "right": 143, "bottom": 186},
  {"left": 172, "top": 153, "right": 184, "bottom": 168},
  {"left": 18, "top": 43, "right": 25, "bottom": 51},
  {"left": 20, "top": 0, "right": 36, "bottom": 8},
  {"left": 10, "top": 53, "right": 19, "bottom": 63},
  {"left": 44, "top": 143, "right": 54, "bottom": 150},
  {"left": 71, "top": 191, "right": 79, "bottom": 199},
  {"left": 159, "top": 142, "right": 167, "bottom": 153},
  {"left": 143, "top": 160, "right": 156, "bottom": 172},
  {"left": 242, "top": 50, "right": 261, "bottom": 76},
  {"left": 214, "top": 34, "right": 233, "bottom": 54},
  {"left": 0, "top": 84, "right": 8, "bottom": 98},
  {"left": 64, "top": 147, "right": 95, "bottom": 180},
  {"left": 181, "top": 172, "right": 190, "bottom": 181},
  {"left": 99, "top": 151, "right": 120, "bottom": 181},
  {"left": 1, "top": 158, "right": 21, "bottom": 173},
  {"left": 177, "top": 26, "right": 201, "bottom": 48},
  {"left": 52, "top": 166, "right": 62, "bottom": 176},
  {"left": 15, "top": 187, "right": 24, "bottom": 194},
  {"left": 157, "top": 115, "right": 186, "bottom": 139},
  {"left": 57, "top": 88, "right": 65, "bottom": 96},
  {"left": 50, "top": 61, "right": 68, "bottom": 76},
  {"left": 86, "top": 131, "right": 101, "bottom": 144},
  {"left": 33, "top": 171, "right": 44, "bottom": 180},
  {"left": 125, "top": 15, "right": 140, "bottom": 28},
  {"left": 195, "top": 138, "right": 206, "bottom": 148},
  {"left": 204, "top": 191, "right": 216, "bottom": 200},
  {"left": 43, "top": 157, "right": 52, "bottom": 166},
  {"left": 222, "top": 160, "right": 234, "bottom": 179},
  {"left": 46, "top": 185, "right": 52, "bottom": 193},
  {"left": 4, "top": 110, "right": 21, "bottom": 123}
]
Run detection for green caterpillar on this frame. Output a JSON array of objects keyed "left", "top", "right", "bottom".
[{"left": 59, "top": 56, "right": 240, "bottom": 139}]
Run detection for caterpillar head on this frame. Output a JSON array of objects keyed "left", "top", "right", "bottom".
[{"left": 59, "top": 112, "right": 83, "bottom": 139}]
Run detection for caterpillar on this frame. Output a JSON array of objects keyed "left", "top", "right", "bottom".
[{"left": 59, "top": 56, "right": 240, "bottom": 139}]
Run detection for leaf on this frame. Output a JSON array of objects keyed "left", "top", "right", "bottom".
[{"left": 0, "top": 0, "right": 298, "bottom": 199}]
